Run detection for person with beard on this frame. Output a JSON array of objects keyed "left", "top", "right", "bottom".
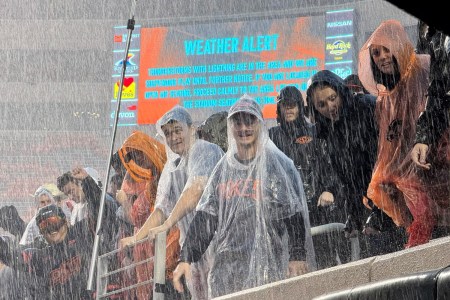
[
  {"left": 268, "top": 86, "right": 348, "bottom": 269},
  {"left": 0, "top": 204, "right": 95, "bottom": 299}
]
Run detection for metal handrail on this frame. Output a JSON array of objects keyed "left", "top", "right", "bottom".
[
  {"left": 310, "top": 222, "right": 360, "bottom": 262},
  {"left": 96, "top": 231, "right": 167, "bottom": 300}
]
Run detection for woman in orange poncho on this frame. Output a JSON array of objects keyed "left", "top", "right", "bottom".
[
  {"left": 117, "top": 130, "right": 180, "bottom": 299},
  {"left": 358, "top": 19, "right": 439, "bottom": 248}
]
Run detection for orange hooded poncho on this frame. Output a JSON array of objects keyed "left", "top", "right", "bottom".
[
  {"left": 118, "top": 131, "right": 180, "bottom": 298},
  {"left": 358, "top": 20, "right": 436, "bottom": 247}
]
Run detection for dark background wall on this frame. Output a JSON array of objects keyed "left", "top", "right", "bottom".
[{"left": 0, "top": 0, "right": 419, "bottom": 218}]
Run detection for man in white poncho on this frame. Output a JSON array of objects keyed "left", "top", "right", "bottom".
[{"left": 173, "top": 94, "right": 316, "bottom": 298}]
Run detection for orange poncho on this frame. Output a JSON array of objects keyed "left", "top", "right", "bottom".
[
  {"left": 118, "top": 131, "right": 180, "bottom": 298},
  {"left": 358, "top": 20, "right": 435, "bottom": 247}
]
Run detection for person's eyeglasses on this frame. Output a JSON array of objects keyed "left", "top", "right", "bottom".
[{"left": 38, "top": 216, "right": 66, "bottom": 235}]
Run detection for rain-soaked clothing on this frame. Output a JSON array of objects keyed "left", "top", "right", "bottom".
[
  {"left": 269, "top": 88, "right": 348, "bottom": 269},
  {"left": 306, "top": 70, "right": 378, "bottom": 233},
  {"left": 415, "top": 23, "right": 450, "bottom": 227},
  {"left": 0, "top": 176, "right": 119, "bottom": 299},
  {"left": 0, "top": 264, "right": 37, "bottom": 300},
  {"left": 268, "top": 93, "right": 343, "bottom": 225},
  {"left": 117, "top": 131, "right": 180, "bottom": 299},
  {"left": 155, "top": 106, "right": 224, "bottom": 300},
  {"left": 358, "top": 19, "right": 441, "bottom": 247},
  {"left": 181, "top": 95, "right": 316, "bottom": 298},
  {"left": 20, "top": 185, "right": 72, "bottom": 246},
  {"left": 1, "top": 219, "right": 94, "bottom": 299}
]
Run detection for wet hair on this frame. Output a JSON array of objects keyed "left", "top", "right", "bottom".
[
  {"left": 370, "top": 55, "right": 401, "bottom": 91},
  {"left": 56, "top": 171, "right": 76, "bottom": 192},
  {"left": 343, "top": 74, "right": 369, "bottom": 94},
  {"left": 110, "top": 173, "right": 123, "bottom": 187},
  {"left": 306, "top": 81, "right": 336, "bottom": 116},
  {"left": 111, "top": 151, "right": 126, "bottom": 177}
]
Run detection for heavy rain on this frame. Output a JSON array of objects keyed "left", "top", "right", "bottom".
[{"left": 0, "top": 1, "right": 449, "bottom": 299}]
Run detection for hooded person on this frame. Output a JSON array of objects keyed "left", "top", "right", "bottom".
[
  {"left": 269, "top": 86, "right": 348, "bottom": 269},
  {"left": 306, "top": 70, "right": 385, "bottom": 255},
  {"left": 412, "top": 20, "right": 450, "bottom": 236},
  {"left": 172, "top": 94, "right": 316, "bottom": 298},
  {"left": 268, "top": 86, "right": 339, "bottom": 218},
  {"left": 119, "top": 105, "right": 224, "bottom": 300},
  {"left": 116, "top": 130, "right": 180, "bottom": 299},
  {"left": 196, "top": 110, "right": 228, "bottom": 152},
  {"left": 19, "top": 184, "right": 71, "bottom": 246},
  {"left": 269, "top": 86, "right": 322, "bottom": 203},
  {"left": 343, "top": 74, "right": 370, "bottom": 95},
  {"left": 358, "top": 19, "right": 442, "bottom": 248}
]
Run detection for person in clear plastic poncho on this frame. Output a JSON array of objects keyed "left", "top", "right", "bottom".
[
  {"left": 173, "top": 95, "right": 316, "bottom": 298},
  {"left": 119, "top": 105, "right": 224, "bottom": 300}
]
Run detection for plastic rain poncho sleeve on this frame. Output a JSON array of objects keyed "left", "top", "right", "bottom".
[
  {"left": 154, "top": 139, "right": 223, "bottom": 247},
  {"left": 195, "top": 110, "right": 316, "bottom": 298},
  {"left": 153, "top": 106, "right": 224, "bottom": 300}
]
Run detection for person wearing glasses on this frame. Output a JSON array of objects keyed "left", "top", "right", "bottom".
[{"left": 172, "top": 95, "right": 316, "bottom": 298}]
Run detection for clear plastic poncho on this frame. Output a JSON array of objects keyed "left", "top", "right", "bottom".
[
  {"left": 154, "top": 106, "right": 224, "bottom": 247},
  {"left": 196, "top": 95, "right": 316, "bottom": 298},
  {"left": 154, "top": 106, "right": 224, "bottom": 300}
]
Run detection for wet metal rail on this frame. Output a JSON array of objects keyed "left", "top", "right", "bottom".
[
  {"left": 95, "top": 223, "right": 359, "bottom": 299},
  {"left": 96, "top": 231, "right": 167, "bottom": 300}
]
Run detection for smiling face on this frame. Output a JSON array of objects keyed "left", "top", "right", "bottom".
[
  {"left": 161, "top": 121, "right": 190, "bottom": 156},
  {"left": 39, "top": 216, "right": 68, "bottom": 244},
  {"left": 311, "top": 86, "right": 342, "bottom": 122},
  {"left": 370, "top": 44, "right": 396, "bottom": 75},
  {"left": 231, "top": 112, "right": 260, "bottom": 148}
]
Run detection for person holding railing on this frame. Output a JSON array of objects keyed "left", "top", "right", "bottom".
[
  {"left": 115, "top": 130, "right": 181, "bottom": 299},
  {"left": 119, "top": 106, "right": 224, "bottom": 300},
  {"left": 171, "top": 95, "right": 316, "bottom": 298}
]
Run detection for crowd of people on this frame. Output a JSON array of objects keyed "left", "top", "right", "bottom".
[{"left": 0, "top": 18, "right": 449, "bottom": 300}]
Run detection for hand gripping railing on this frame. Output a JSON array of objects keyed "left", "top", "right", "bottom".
[
  {"left": 311, "top": 223, "right": 360, "bottom": 262},
  {"left": 96, "top": 223, "right": 359, "bottom": 299},
  {"left": 96, "top": 231, "right": 167, "bottom": 300}
]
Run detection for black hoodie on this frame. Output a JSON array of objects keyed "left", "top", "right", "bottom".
[
  {"left": 268, "top": 93, "right": 343, "bottom": 225},
  {"left": 306, "top": 70, "right": 378, "bottom": 228}
]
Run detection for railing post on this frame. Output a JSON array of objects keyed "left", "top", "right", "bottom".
[
  {"left": 153, "top": 231, "right": 167, "bottom": 300},
  {"left": 96, "top": 254, "right": 108, "bottom": 299},
  {"left": 349, "top": 233, "right": 361, "bottom": 261}
]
